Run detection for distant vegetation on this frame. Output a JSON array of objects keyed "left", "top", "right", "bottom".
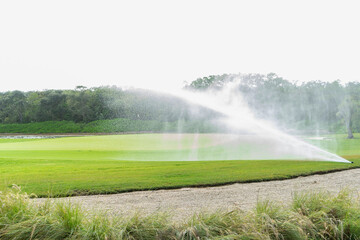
[
  {"left": 2, "top": 188, "right": 360, "bottom": 239},
  {"left": 0, "top": 86, "right": 216, "bottom": 123},
  {"left": 1, "top": 73, "right": 360, "bottom": 136},
  {"left": 0, "top": 86, "right": 219, "bottom": 133},
  {"left": 186, "top": 73, "right": 360, "bottom": 138}
]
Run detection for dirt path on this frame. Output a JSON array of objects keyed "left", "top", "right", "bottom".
[{"left": 35, "top": 169, "right": 360, "bottom": 220}]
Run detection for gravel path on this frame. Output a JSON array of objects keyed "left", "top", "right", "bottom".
[{"left": 35, "top": 168, "right": 360, "bottom": 220}]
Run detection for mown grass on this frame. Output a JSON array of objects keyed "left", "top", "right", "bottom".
[
  {"left": 1, "top": 187, "right": 360, "bottom": 239},
  {"left": 0, "top": 134, "right": 359, "bottom": 197},
  {"left": 2, "top": 159, "right": 358, "bottom": 197}
]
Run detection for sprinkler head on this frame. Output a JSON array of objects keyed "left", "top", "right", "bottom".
[{"left": 350, "top": 161, "right": 354, "bottom": 163}]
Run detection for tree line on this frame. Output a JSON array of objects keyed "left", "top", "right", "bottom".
[
  {"left": 1, "top": 74, "right": 359, "bottom": 137},
  {"left": 0, "top": 86, "right": 202, "bottom": 124},
  {"left": 186, "top": 73, "right": 360, "bottom": 138}
]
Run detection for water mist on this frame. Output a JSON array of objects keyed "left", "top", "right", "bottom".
[{"left": 165, "top": 80, "right": 350, "bottom": 163}]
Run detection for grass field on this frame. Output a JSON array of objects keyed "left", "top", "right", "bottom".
[{"left": 0, "top": 134, "right": 359, "bottom": 197}]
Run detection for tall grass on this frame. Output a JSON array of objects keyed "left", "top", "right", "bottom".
[{"left": 1, "top": 186, "right": 360, "bottom": 239}]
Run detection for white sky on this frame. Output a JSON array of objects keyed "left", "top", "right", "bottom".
[{"left": 0, "top": 0, "right": 359, "bottom": 92}]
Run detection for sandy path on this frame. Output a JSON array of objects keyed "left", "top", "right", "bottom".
[{"left": 35, "top": 168, "right": 360, "bottom": 220}]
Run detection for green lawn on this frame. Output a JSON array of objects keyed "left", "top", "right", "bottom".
[{"left": 0, "top": 134, "right": 359, "bottom": 197}]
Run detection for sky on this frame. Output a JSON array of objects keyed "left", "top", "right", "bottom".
[{"left": 0, "top": 0, "right": 359, "bottom": 92}]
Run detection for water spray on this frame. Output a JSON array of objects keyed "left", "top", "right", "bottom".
[{"left": 163, "top": 80, "right": 350, "bottom": 163}]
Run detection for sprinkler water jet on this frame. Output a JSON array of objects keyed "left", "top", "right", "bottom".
[{"left": 157, "top": 80, "right": 350, "bottom": 163}]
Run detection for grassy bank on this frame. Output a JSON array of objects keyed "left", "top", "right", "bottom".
[
  {"left": 1, "top": 188, "right": 360, "bottom": 239},
  {"left": 0, "top": 134, "right": 359, "bottom": 197},
  {"left": 0, "top": 119, "right": 219, "bottom": 134}
]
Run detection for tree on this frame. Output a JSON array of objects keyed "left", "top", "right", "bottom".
[
  {"left": 337, "top": 82, "right": 360, "bottom": 138},
  {"left": 337, "top": 97, "right": 354, "bottom": 139},
  {"left": 0, "top": 91, "right": 27, "bottom": 123}
]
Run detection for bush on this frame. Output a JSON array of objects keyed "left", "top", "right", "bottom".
[
  {"left": 0, "top": 121, "right": 83, "bottom": 134},
  {"left": 0, "top": 118, "right": 222, "bottom": 134}
]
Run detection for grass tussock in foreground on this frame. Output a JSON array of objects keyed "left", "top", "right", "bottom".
[{"left": 2, "top": 187, "right": 360, "bottom": 239}]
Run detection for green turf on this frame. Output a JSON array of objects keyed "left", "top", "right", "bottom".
[{"left": 0, "top": 134, "right": 359, "bottom": 197}]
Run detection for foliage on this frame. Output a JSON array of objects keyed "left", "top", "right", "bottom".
[
  {"left": 186, "top": 73, "right": 360, "bottom": 136},
  {"left": 0, "top": 121, "right": 84, "bottom": 133},
  {"left": 1, "top": 74, "right": 360, "bottom": 136},
  {"left": 0, "top": 86, "right": 217, "bottom": 125},
  {"left": 2, "top": 187, "right": 360, "bottom": 239}
]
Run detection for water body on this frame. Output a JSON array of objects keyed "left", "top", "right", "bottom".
[{"left": 0, "top": 135, "right": 60, "bottom": 139}]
